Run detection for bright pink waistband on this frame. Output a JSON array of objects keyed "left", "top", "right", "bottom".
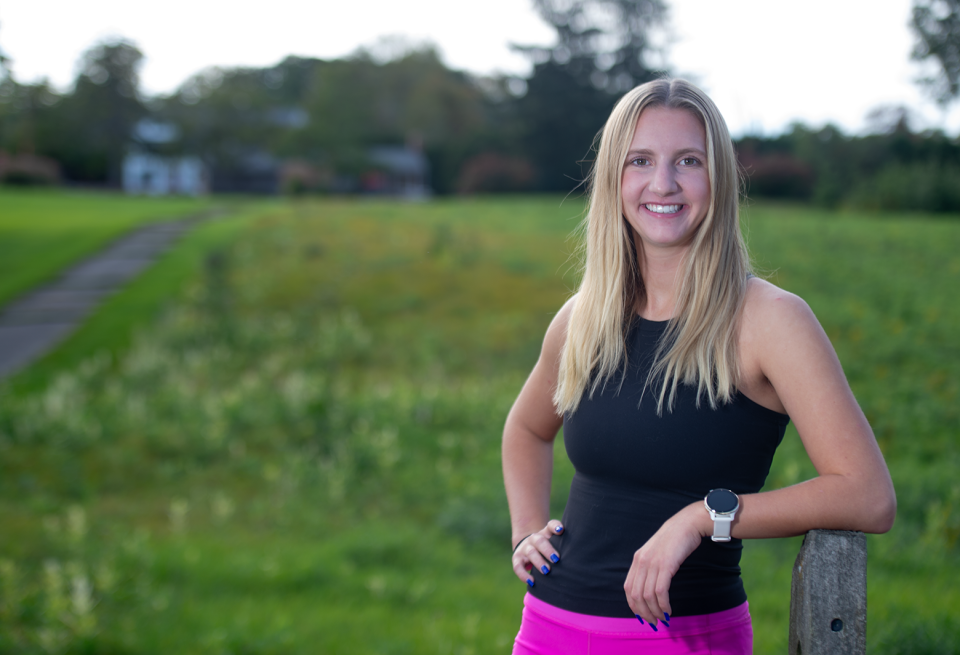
[{"left": 523, "top": 593, "right": 751, "bottom": 637}]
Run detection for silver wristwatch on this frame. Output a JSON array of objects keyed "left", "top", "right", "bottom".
[{"left": 704, "top": 489, "right": 739, "bottom": 542}]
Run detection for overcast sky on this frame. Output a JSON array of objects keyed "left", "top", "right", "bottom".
[{"left": 3, "top": 0, "right": 959, "bottom": 137}]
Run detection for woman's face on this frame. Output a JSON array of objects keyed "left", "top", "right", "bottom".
[{"left": 620, "top": 106, "right": 710, "bottom": 253}]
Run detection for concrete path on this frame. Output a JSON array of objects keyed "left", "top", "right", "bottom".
[{"left": 0, "top": 213, "right": 211, "bottom": 379}]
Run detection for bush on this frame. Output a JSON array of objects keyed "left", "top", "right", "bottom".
[
  {"left": 456, "top": 152, "right": 535, "bottom": 194},
  {"left": 0, "top": 152, "right": 62, "bottom": 186},
  {"left": 850, "top": 162, "right": 960, "bottom": 212}
]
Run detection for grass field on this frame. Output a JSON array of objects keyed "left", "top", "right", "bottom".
[
  {"left": 0, "top": 195, "right": 958, "bottom": 654},
  {"left": 5, "top": 200, "right": 277, "bottom": 395},
  {"left": 0, "top": 189, "right": 213, "bottom": 308}
]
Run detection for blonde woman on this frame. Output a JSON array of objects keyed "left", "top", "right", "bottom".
[{"left": 502, "top": 79, "right": 896, "bottom": 654}]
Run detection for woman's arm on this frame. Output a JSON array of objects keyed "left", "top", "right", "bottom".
[
  {"left": 625, "top": 280, "right": 896, "bottom": 625},
  {"left": 733, "top": 280, "right": 896, "bottom": 537},
  {"left": 502, "top": 298, "right": 572, "bottom": 585}
]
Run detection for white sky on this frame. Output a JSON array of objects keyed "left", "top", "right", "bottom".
[{"left": 2, "top": 0, "right": 959, "bottom": 137}]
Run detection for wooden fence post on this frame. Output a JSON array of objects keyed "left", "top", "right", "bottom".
[{"left": 788, "top": 530, "right": 867, "bottom": 655}]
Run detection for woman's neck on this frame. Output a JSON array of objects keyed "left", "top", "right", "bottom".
[{"left": 635, "top": 239, "right": 689, "bottom": 321}]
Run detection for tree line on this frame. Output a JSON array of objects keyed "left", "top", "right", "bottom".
[{"left": 1, "top": 0, "right": 959, "bottom": 211}]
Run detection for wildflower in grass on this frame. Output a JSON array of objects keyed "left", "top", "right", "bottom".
[
  {"left": 319, "top": 458, "right": 346, "bottom": 501},
  {"left": 263, "top": 463, "right": 281, "bottom": 483},
  {"left": 38, "top": 626, "right": 66, "bottom": 654},
  {"left": 151, "top": 591, "right": 169, "bottom": 611},
  {"left": 169, "top": 499, "right": 189, "bottom": 533},
  {"left": 43, "top": 515, "right": 62, "bottom": 536},
  {"left": 42, "top": 373, "right": 79, "bottom": 418},
  {"left": 261, "top": 559, "right": 279, "bottom": 578},
  {"left": 461, "top": 611, "right": 481, "bottom": 640},
  {"left": 229, "top": 440, "right": 246, "bottom": 458},
  {"left": 436, "top": 458, "right": 453, "bottom": 477},
  {"left": 0, "top": 558, "right": 19, "bottom": 622},
  {"left": 211, "top": 492, "right": 235, "bottom": 524},
  {"left": 373, "top": 427, "right": 400, "bottom": 469},
  {"left": 95, "top": 561, "right": 116, "bottom": 595},
  {"left": 365, "top": 575, "right": 386, "bottom": 598},
  {"left": 438, "top": 433, "right": 456, "bottom": 452},
  {"left": 43, "top": 559, "right": 68, "bottom": 635},
  {"left": 66, "top": 506, "right": 86, "bottom": 544},
  {"left": 407, "top": 579, "right": 432, "bottom": 603},
  {"left": 69, "top": 572, "right": 96, "bottom": 636}
]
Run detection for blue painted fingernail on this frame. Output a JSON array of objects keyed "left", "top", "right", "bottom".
[
  {"left": 635, "top": 614, "right": 644, "bottom": 624},
  {"left": 526, "top": 579, "right": 534, "bottom": 588},
  {"left": 555, "top": 525, "right": 563, "bottom": 533},
  {"left": 550, "top": 554, "right": 559, "bottom": 563},
  {"left": 663, "top": 612, "right": 670, "bottom": 626},
  {"left": 540, "top": 565, "right": 550, "bottom": 575},
  {"left": 649, "top": 622, "right": 658, "bottom": 632}
]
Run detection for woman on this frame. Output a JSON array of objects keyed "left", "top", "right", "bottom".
[{"left": 502, "top": 78, "right": 896, "bottom": 654}]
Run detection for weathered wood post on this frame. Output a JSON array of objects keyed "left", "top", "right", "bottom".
[{"left": 788, "top": 530, "right": 867, "bottom": 655}]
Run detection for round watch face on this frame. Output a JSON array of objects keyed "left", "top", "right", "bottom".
[{"left": 706, "top": 489, "right": 739, "bottom": 513}]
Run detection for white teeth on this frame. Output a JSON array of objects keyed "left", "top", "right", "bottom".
[{"left": 645, "top": 204, "right": 682, "bottom": 214}]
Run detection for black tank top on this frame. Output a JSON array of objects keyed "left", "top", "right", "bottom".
[{"left": 529, "top": 317, "right": 790, "bottom": 617}]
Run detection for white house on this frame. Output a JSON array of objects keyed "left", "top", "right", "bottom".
[
  {"left": 122, "top": 152, "right": 208, "bottom": 196},
  {"left": 122, "top": 118, "right": 208, "bottom": 196},
  {"left": 366, "top": 146, "right": 431, "bottom": 198}
]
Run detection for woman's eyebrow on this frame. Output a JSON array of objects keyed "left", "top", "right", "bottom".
[{"left": 625, "top": 147, "right": 707, "bottom": 158}]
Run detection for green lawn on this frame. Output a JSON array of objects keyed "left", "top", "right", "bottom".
[
  {"left": 0, "top": 188, "right": 213, "bottom": 307},
  {"left": 0, "top": 196, "right": 957, "bottom": 654},
  {"left": 5, "top": 200, "right": 276, "bottom": 395}
]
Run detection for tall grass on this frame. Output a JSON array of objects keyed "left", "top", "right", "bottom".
[{"left": 0, "top": 196, "right": 957, "bottom": 653}]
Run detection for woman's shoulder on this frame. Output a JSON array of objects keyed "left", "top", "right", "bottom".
[
  {"left": 740, "top": 276, "right": 831, "bottom": 373},
  {"left": 542, "top": 294, "right": 578, "bottom": 356},
  {"left": 742, "top": 276, "right": 816, "bottom": 332},
  {"left": 738, "top": 278, "right": 828, "bottom": 414}
]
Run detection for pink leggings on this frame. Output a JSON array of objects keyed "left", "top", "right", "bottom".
[{"left": 513, "top": 593, "right": 753, "bottom": 655}]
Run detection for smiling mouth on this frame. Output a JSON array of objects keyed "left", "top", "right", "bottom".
[{"left": 644, "top": 204, "right": 682, "bottom": 214}]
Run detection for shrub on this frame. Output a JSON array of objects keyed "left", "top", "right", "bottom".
[
  {"left": 456, "top": 152, "right": 535, "bottom": 194},
  {"left": 850, "top": 162, "right": 960, "bottom": 212}
]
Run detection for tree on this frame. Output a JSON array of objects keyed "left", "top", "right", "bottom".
[
  {"left": 520, "top": 0, "right": 667, "bottom": 92},
  {"left": 0, "top": 28, "right": 64, "bottom": 166},
  {"left": 911, "top": 0, "right": 960, "bottom": 105},
  {"left": 153, "top": 46, "right": 489, "bottom": 193},
  {"left": 513, "top": 0, "right": 668, "bottom": 190},
  {"left": 0, "top": 32, "right": 10, "bottom": 81},
  {"left": 59, "top": 39, "right": 146, "bottom": 184}
]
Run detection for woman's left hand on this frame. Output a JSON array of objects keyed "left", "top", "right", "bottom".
[{"left": 623, "top": 502, "right": 708, "bottom": 627}]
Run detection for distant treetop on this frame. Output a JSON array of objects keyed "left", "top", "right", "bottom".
[
  {"left": 515, "top": 0, "right": 668, "bottom": 93},
  {"left": 911, "top": 0, "right": 960, "bottom": 105}
]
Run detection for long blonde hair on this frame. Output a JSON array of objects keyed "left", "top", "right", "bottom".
[{"left": 554, "top": 78, "right": 749, "bottom": 415}]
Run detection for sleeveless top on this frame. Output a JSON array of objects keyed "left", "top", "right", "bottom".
[{"left": 529, "top": 317, "right": 790, "bottom": 617}]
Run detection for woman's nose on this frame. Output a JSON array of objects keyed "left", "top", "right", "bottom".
[{"left": 650, "top": 165, "right": 679, "bottom": 196}]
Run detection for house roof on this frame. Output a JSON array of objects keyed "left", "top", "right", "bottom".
[{"left": 368, "top": 146, "right": 429, "bottom": 176}]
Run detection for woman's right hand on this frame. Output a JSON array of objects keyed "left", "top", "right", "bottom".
[{"left": 511, "top": 520, "right": 564, "bottom": 587}]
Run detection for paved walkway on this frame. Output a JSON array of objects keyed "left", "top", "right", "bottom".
[{"left": 0, "top": 213, "right": 212, "bottom": 379}]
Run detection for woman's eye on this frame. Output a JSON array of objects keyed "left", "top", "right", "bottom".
[
  {"left": 631, "top": 157, "right": 649, "bottom": 166},
  {"left": 680, "top": 157, "right": 700, "bottom": 166}
]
